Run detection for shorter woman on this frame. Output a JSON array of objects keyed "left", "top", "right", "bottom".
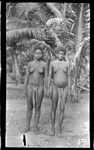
[{"left": 48, "top": 46, "right": 69, "bottom": 136}]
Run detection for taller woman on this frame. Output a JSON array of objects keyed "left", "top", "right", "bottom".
[{"left": 24, "top": 46, "right": 48, "bottom": 133}]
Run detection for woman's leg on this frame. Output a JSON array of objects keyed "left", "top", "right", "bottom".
[
  {"left": 34, "top": 86, "right": 44, "bottom": 132},
  {"left": 24, "top": 86, "right": 34, "bottom": 132},
  {"left": 58, "top": 86, "right": 68, "bottom": 134},
  {"left": 50, "top": 85, "right": 58, "bottom": 135}
]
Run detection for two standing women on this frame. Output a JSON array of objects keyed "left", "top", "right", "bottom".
[{"left": 24, "top": 45, "right": 69, "bottom": 136}]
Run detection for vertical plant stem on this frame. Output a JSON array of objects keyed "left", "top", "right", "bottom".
[
  {"left": 12, "top": 48, "right": 21, "bottom": 84},
  {"left": 73, "top": 3, "right": 83, "bottom": 102}
]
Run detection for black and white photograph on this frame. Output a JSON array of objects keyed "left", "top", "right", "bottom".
[
  {"left": 6, "top": 2, "right": 90, "bottom": 147},
  {"left": 0, "top": 2, "right": 1, "bottom": 147}
]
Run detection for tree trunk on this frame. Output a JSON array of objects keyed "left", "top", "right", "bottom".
[
  {"left": 72, "top": 4, "right": 83, "bottom": 103},
  {"left": 11, "top": 50, "right": 21, "bottom": 84},
  {"left": 73, "top": 59, "right": 79, "bottom": 102},
  {"left": 61, "top": 3, "right": 67, "bottom": 18},
  {"left": 49, "top": 28, "right": 62, "bottom": 46}
]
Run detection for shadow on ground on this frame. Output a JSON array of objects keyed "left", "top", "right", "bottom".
[{"left": 6, "top": 84, "right": 90, "bottom": 147}]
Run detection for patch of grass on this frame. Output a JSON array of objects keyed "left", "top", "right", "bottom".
[{"left": 6, "top": 88, "right": 23, "bottom": 100}]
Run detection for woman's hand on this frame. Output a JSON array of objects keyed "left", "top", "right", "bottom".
[{"left": 44, "top": 86, "right": 51, "bottom": 98}]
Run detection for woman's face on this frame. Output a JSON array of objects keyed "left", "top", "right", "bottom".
[
  {"left": 57, "top": 51, "right": 65, "bottom": 61},
  {"left": 34, "top": 49, "right": 43, "bottom": 60}
]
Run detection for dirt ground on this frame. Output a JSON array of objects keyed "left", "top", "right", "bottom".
[{"left": 6, "top": 84, "right": 90, "bottom": 148}]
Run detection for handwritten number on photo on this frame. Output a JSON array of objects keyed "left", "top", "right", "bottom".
[{"left": 23, "top": 134, "right": 26, "bottom": 146}]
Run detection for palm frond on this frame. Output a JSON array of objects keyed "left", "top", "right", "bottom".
[
  {"left": 17, "top": 38, "right": 41, "bottom": 45},
  {"left": 17, "top": 38, "right": 55, "bottom": 56},
  {"left": 45, "top": 4, "right": 76, "bottom": 45},
  {"left": 82, "top": 4, "right": 90, "bottom": 39},
  {"left": 6, "top": 27, "right": 56, "bottom": 48},
  {"left": 66, "top": 3, "right": 77, "bottom": 18},
  {"left": 16, "top": 3, "right": 39, "bottom": 18},
  {"left": 46, "top": 3, "right": 62, "bottom": 18},
  {"left": 6, "top": 18, "right": 37, "bottom": 31},
  {"left": 46, "top": 17, "right": 69, "bottom": 34},
  {"left": 6, "top": 3, "right": 19, "bottom": 19},
  {"left": 72, "top": 3, "right": 90, "bottom": 66},
  {"left": 46, "top": 17, "right": 63, "bottom": 26}
]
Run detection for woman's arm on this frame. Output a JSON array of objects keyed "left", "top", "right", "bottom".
[
  {"left": 44, "top": 63, "right": 48, "bottom": 89},
  {"left": 24, "top": 63, "right": 30, "bottom": 90},
  {"left": 48, "top": 62, "right": 53, "bottom": 89},
  {"left": 67, "top": 61, "right": 71, "bottom": 97}
]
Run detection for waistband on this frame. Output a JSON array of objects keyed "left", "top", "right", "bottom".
[
  {"left": 28, "top": 82, "right": 44, "bottom": 86},
  {"left": 51, "top": 80, "right": 68, "bottom": 89},
  {"left": 27, "top": 82, "right": 44, "bottom": 94}
]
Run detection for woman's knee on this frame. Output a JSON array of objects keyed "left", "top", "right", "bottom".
[
  {"left": 51, "top": 93, "right": 58, "bottom": 111},
  {"left": 52, "top": 89, "right": 58, "bottom": 100},
  {"left": 27, "top": 102, "right": 33, "bottom": 111},
  {"left": 35, "top": 103, "right": 41, "bottom": 111},
  {"left": 38, "top": 88, "right": 44, "bottom": 99},
  {"left": 60, "top": 102, "right": 65, "bottom": 112},
  {"left": 52, "top": 100, "right": 58, "bottom": 111}
]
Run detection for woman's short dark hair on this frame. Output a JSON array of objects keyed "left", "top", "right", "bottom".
[
  {"left": 55, "top": 46, "right": 67, "bottom": 55},
  {"left": 32, "top": 45, "right": 43, "bottom": 53}
]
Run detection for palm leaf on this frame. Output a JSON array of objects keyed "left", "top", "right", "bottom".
[
  {"left": 46, "top": 3, "right": 63, "bottom": 18},
  {"left": 6, "top": 27, "right": 56, "bottom": 51},
  {"left": 6, "top": 28, "right": 47, "bottom": 44},
  {"left": 46, "top": 3, "right": 78, "bottom": 46},
  {"left": 6, "top": 3, "right": 19, "bottom": 19},
  {"left": 6, "top": 3, "right": 45, "bottom": 29},
  {"left": 17, "top": 38, "right": 55, "bottom": 56},
  {"left": 17, "top": 3, "right": 39, "bottom": 17},
  {"left": 72, "top": 3, "right": 90, "bottom": 66},
  {"left": 6, "top": 18, "right": 33, "bottom": 31}
]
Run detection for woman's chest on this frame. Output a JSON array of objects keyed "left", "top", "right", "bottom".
[
  {"left": 29, "top": 63, "right": 44, "bottom": 73},
  {"left": 53, "top": 62, "right": 67, "bottom": 72}
]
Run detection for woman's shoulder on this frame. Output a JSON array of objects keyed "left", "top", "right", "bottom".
[
  {"left": 64, "top": 60, "right": 69, "bottom": 68},
  {"left": 28, "top": 61, "right": 33, "bottom": 66},
  {"left": 41, "top": 60, "right": 47, "bottom": 67},
  {"left": 27, "top": 61, "right": 35, "bottom": 68},
  {"left": 51, "top": 59, "right": 58, "bottom": 64}
]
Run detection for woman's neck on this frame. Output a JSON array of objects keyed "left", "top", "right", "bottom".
[
  {"left": 34, "top": 58, "right": 41, "bottom": 63},
  {"left": 58, "top": 57, "right": 66, "bottom": 61}
]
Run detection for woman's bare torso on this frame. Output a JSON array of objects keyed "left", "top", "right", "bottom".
[
  {"left": 51, "top": 60, "right": 68, "bottom": 88},
  {"left": 28, "top": 61, "right": 46, "bottom": 86}
]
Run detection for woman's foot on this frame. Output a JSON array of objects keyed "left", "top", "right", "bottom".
[
  {"left": 57, "top": 129, "right": 62, "bottom": 138},
  {"left": 34, "top": 126, "right": 40, "bottom": 134},
  {"left": 49, "top": 126, "right": 55, "bottom": 136}
]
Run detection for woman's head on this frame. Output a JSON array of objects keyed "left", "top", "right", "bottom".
[
  {"left": 33, "top": 46, "right": 43, "bottom": 60},
  {"left": 55, "top": 46, "right": 66, "bottom": 60}
]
